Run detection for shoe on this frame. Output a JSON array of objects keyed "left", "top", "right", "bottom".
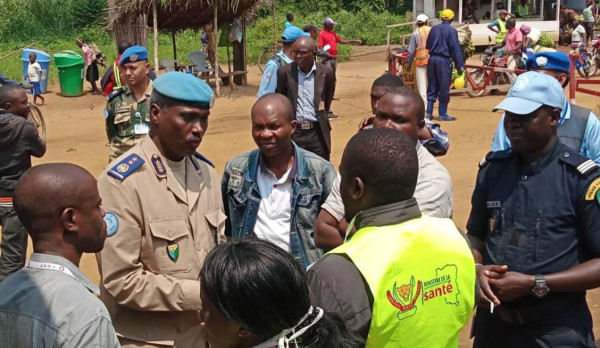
[
  {"left": 425, "top": 114, "right": 433, "bottom": 120},
  {"left": 328, "top": 112, "right": 339, "bottom": 120},
  {"left": 333, "top": 96, "right": 340, "bottom": 101},
  {"left": 438, "top": 115, "right": 457, "bottom": 121}
]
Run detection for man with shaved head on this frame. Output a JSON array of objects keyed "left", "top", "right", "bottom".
[
  {"left": 0, "top": 163, "right": 119, "bottom": 347},
  {"left": 222, "top": 93, "right": 336, "bottom": 268},
  {"left": 277, "top": 36, "right": 335, "bottom": 160},
  {"left": 0, "top": 85, "right": 46, "bottom": 281}
]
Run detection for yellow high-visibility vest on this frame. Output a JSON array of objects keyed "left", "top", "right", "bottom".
[
  {"left": 414, "top": 26, "right": 431, "bottom": 67},
  {"left": 329, "top": 216, "right": 476, "bottom": 348},
  {"left": 113, "top": 62, "right": 122, "bottom": 90},
  {"left": 495, "top": 19, "right": 507, "bottom": 43}
]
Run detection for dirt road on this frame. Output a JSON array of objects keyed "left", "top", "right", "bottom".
[{"left": 8, "top": 46, "right": 600, "bottom": 345}]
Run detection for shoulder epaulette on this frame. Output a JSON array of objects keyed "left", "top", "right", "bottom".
[
  {"left": 107, "top": 154, "right": 145, "bottom": 181},
  {"left": 193, "top": 152, "right": 215, "bottom": 168},
  {"left": 559, "top": 150, "right": 599, "bottom": 176},
  {"left": 478, "top": 149, "right": 513, "bottom": 169},
  {"left": 106, "top": 88, "right": 124, "bottom": 102}
]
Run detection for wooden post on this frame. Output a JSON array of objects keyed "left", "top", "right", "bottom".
[
  {"left": 153, "top": 0, "right": 159, "bottom": 71},
  {"left": 272, "top": 2, "right": 277, "bottom": 51},
  {"left": 214, "top": 4, "right": 220, "bottom": 96},
  {"left": 172, "top": 31, "right": 177, "bottom": 60}
]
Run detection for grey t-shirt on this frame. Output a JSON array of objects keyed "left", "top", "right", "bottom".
[{"left": 321, "top": 143, "right": 453, "bottom": 220}]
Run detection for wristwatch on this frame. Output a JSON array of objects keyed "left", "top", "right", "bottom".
[{"left": 531, "top": 274, "right": 550, "bottom": 298}]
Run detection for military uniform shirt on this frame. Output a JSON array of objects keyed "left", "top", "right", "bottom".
[
  {"left": 467, "top": 141, "right": 600, "bottom": 275},
  {"left": 97, "top": 136, "right": 226, "bottom": 347},
  {"left": 105, "top": 81, "right": 153, "bottom": 161}
]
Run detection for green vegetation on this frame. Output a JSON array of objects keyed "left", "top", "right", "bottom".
[{"left": 0, "top": 0, "right": 412, "bottom": 84}]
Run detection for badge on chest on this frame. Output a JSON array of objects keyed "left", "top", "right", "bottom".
[{"left": 167, "top": 243, "right": 179, "bottom": 261}]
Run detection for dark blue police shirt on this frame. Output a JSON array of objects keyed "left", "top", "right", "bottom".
[
  {"left": 467, "top": 141, "right": 600, "bottom": 275},
  {"left": 425, "top": 21, "right": 465, "bottom": 68}
]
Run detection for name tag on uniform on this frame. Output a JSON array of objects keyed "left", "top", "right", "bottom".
[{"left": 134, "top": 123, "right": 149, "bottom": 135}]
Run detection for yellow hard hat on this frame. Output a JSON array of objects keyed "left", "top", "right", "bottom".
[
  {"left": 453, "top": 74, "right": 465, "bottom": 89},
  {"left": 441, "top": 9, "right": 455, "bottom": 20}
]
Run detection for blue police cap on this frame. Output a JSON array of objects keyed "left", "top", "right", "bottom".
[
  {"left": 119, "top": 46, "right": 149, "bottom": 66},
  {"left": 526, "top": 51, "right": 570, "bottom": 74},
  {"left": 493, "top": 71, "right": 565, "bottom": 115},
  {"left": 282, "top": 26, "right": 310, "bottom": 43},
  {"left": 153, "top": 72, "right": 215, "bottom": 109}
]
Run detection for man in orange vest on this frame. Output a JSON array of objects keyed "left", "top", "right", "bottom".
[{"left": 407, "top": 14, "right": 431, "bottom": 106}]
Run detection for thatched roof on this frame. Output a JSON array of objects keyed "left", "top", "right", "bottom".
[{"left": 107, "top": 0, "right": 268, "bottom": 32}]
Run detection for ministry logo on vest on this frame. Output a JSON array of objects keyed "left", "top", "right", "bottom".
[{"left": 386, "top": 264, "right": 460, "bottom": 320}]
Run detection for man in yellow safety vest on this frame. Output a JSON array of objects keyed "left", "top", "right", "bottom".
[
  {"left": 308, "top": 127, "right": 476, "bottom": 347},
  {"left": 488, "top": 10, "right": 511, "bottom": 44},
  {"left": 407, "top": 14, "right": 431, "bottom": 106}
]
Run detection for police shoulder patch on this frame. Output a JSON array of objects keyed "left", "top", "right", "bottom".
[
  {"left": 106, "top": 88, "right": 125, "bottom": 102},
  {"left": 193, "top": 152, "right": 215, "bottom": 168},
  {"left": 585, "top": 177, "right": 600, "bottom": 201},
  {"left": 479, "top": 149, "right": 512, "bottom": 169},
  {"left": 107, "top": 154, "right": 145, "bottom": 181},
  {"left": 559, "top": 150, "right": 599, "bottom": 176}
]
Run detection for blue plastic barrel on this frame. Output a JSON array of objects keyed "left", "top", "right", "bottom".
[{"left": 22, "top": 48, "right": 51, "bottom": 94}]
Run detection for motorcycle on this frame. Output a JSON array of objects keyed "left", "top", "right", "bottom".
[
  {"left": 582, "top": 36, "right": 600, "bottom": 77},
  {"left": 467, "top": 38, "right": 527, "bottom": 97}
]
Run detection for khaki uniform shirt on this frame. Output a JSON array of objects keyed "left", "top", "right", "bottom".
[
  {"left": 97, "top": 136, "right": 226, "bottom": 348},
  {"left": 105, "top": 81, "right": 153, "bottom": 161}
]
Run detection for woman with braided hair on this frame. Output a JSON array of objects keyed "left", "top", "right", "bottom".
[{"left": 199, "top": 238, "right": 363, "bottom": 348}]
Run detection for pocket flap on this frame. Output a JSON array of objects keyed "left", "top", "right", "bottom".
[
  {"left": 297, "top": 192, "right": 320, "bottom": 207},
  {"left": 204, "top": 208, "right": 227, "bottom": 228},
  {"left": 114, "top": 111, "right": 132, "bottom": 124},
  {"left": 149, "top": 220, "right": 188, "bottom": 241}
]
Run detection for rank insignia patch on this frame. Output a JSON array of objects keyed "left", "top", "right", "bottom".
[
  {"left": 151, "top": 154, "right": 167, "bottom": 176},
  {"left": 108, "top": 154, "right": 144, "bottom": 181}
]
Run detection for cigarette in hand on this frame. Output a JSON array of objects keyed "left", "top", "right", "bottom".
[{"left": 489, "top": 300, "right": 495, "bottom": 314}]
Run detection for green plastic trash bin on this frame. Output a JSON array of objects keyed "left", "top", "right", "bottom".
[{"left": 54, "top": 52, "right": 85, "bottom": 97}]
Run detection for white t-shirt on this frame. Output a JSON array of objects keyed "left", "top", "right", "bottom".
[
  {"left": 27, "top": 62, "right": 41, "bottom": 83},
  {"left": 321, "top": 143, "right": 454, "bottom": 220},
  {"left": 572, "top": 25, "right": 586, "bottom": 43},
  {"left": 254, "top": 163, "right": 294, "bottom": 252}
]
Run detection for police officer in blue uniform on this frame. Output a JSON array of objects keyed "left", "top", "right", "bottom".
[
  {"left": 467, "top": 72, "right": 600, "bottom": 347},
  {"left": 425, "top": 9, "right": 464, "bottom": 121},
  {"left": 491, "top": 51, "right": 600, "bottom": 165}
]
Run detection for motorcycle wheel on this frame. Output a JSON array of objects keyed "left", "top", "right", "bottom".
[{"left": 467, "top": 69, "right": 487, "bottom": 97}]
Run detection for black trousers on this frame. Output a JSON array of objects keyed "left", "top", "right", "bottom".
[
  {"left": 292, "top": 126, "right": 330, "bottom": 161},
  {"left": 472, "top": 298, "right": 595, "bottom": 348}
]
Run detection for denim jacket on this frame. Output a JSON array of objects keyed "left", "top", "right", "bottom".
[{"left": 222, "top": 143, "right": 336, "bottom": 267}]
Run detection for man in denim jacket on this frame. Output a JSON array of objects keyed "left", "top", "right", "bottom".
[{"left": 222, "top": 94, "right": 336, "bottom": 268}]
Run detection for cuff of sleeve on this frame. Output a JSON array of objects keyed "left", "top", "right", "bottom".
[
  {"left": 181, "top": 279, "right": 202, "bottom": 311},
  {"left": 321, "top": 202, "right": 344, "bottom": 222}
]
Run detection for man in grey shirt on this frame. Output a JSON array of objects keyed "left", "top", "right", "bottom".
[
  {"left": 315, "top": 86, "right": 453, "bottom": 250},
  {"left": 0, "top": 163, "right": 119, "bottom": 348}
]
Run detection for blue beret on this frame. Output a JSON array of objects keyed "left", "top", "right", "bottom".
[
  {"left": 119, "top": 46, "right": 148, "bottom": 66},
  {"left": 526, "top": 52, "right": 570, "bottom": 74},
  {"left": 153, "top": 72, "right": 215, "bottom": 109}
]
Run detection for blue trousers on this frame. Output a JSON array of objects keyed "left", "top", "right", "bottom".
[{"left": 426, "top": 56, "right": 452, "bottom": 104}]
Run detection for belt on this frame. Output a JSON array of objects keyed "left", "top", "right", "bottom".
[
  {"left": 496, "top": 293, "right": 585, "bottom": 324},
  {"left": 298, "top": 122, "right": 319, "bottom": 130}
]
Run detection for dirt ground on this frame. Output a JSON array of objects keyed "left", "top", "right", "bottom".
[{"left": 6, "top": 45, "right": 600, "bottom": 346}]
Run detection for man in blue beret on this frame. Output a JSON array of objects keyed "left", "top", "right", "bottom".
[
  {"left": 104, "top": 45, "right": 153, "bottom": 161},
  {"left": 258, "top": 26, "right": 309, "bottom": 98},
  {"left": 491, "top": 51, "right": 600, "bottom": 164},
  {"left": 97, "top": 72, "right": 226, "bottom": 348}
]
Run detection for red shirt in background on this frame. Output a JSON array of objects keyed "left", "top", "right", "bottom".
[
  {"left": 102, "top": 54, "right": 122, "bottom": 96},
  {"left": 318, "top": 29, "right": 342, "bottom": 58}
]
